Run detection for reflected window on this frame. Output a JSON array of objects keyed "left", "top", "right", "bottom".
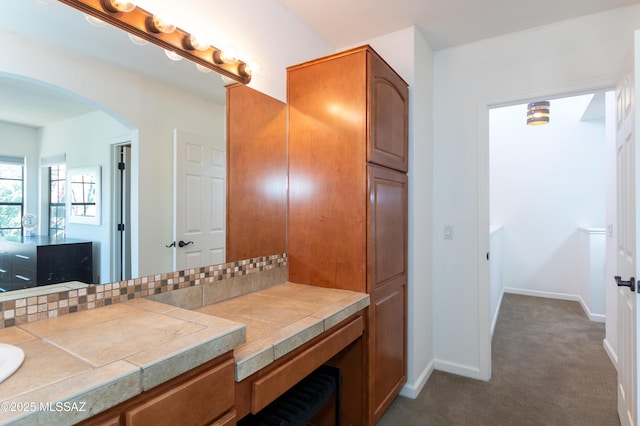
[
  {"left": 49, "top": 164, "right": 66, "bottom": 238},
  {"left": 0, "top": 156, "right": 24, "bottom": 238},
  {"left": 70, "top": 170, "right": 98, "bottom": 218}
]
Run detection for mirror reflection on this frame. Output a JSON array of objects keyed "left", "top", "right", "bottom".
[{"left": 0, "top": 1, "right": 231, "bottom": 292}]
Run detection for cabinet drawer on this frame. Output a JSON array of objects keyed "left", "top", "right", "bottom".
[
  {"left": 252, "top": 315, "right": 364, "bottom": 414},
  {"left": 12, "top": 264, "right": 35, "bottom": 286},
  {"left": 209, "top": 410, "right": 235, "bottom": 426},
  {"left": 12, "top": 250, "right": 36, "bottom": 269},
  {"left": 125, "top": 358, "right": 235, "bottom": 426},
  {"left": 0, "top": 252, "right": 11, "bottom": 283}
]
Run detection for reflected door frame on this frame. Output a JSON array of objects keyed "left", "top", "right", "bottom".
[{"left": 111, "top": 140, "right": 132, "bottom": 283}]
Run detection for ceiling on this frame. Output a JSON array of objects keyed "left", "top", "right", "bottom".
[
  {"left": 279, "top": 0, "right": 640, "bottom": 50},
  {"left": 2, "top": 0, "right": 638, "bottom": 127}
]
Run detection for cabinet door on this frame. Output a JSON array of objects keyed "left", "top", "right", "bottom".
[
  {"left": 368, "top": 165, "right": 408, "bottom": 293},
  {"left": 369, "top": 280, "right": 407, "bottom": 423},
  {"left": 367, "top": 52, "right": 409, "bottom": 172}
]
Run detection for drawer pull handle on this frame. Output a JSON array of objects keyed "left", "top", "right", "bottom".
[
  {"left": 15, "top": 255, "right": 30, "bottom": 260},
  {"left": 15, "top": 275, "right": 31, "bottom": 282},
  {"left": 0, "top": 269, "right": 6, "bottom": 273}
]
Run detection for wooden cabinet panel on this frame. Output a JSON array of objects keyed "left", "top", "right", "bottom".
[
  {"left": 226, "top": 84, "right": 287, "bottom": 262},
  {"left": 125, "top": 358, "right": 234, "bottom": 426},
  {"left": 78, "top": 355, "right": 235, "bottom": 426},
  {"left": 368, "top": 165, "right": 408, "bottom": 293},
  {"left": 209, "top": 410, "right": 236, "bottom": 425},
  {"left": 370, "top": 280, "right": 407, "bottom": 422},
  {"left": 252, "top": 315, "right": 364, "bottom": 413},
  {"left": 368, "top": 53, "right": 409, "bottom": 172},
  {"left": 287, "top": 45, "right": 409, "bottom": 424},
  {"left": 287, "top": 49, "right": 368, "bottom": 290}
]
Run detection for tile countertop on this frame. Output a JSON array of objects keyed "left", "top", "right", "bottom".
[
  {"left": 194, "top": 282, "right": 370, "bottom": 381},
  {"left": 0, "top": 282, "right": 369, "bottom": 425},
  {"left": 0, "top": 298, "right": 245, "bottom": 426}
]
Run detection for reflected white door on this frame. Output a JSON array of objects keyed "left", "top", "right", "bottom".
[
  {"left": 616, "top": 34, "right": 640, "bottom": 426},
  {"left": 173, "top": 129, "right": 225, "bottom": 271}
]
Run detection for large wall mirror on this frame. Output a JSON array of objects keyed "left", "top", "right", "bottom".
[{"left": 0, "top": 1, "right": 286, "bottom": 296}]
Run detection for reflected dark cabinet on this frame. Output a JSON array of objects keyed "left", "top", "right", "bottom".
[{"left": 0, "top": 236, "right": 93, "bottom": 291}]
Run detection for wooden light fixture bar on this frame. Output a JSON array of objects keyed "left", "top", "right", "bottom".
[{"left": 57, "top": 0, "right": 252, "bottom": 84}]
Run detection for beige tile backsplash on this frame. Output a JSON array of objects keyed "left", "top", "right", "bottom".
[{"left": 0, "top": 253, "right": 287, "bottom": 329}]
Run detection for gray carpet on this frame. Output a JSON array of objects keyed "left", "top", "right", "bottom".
[{"left": 377, "top": 293, "right": 619, "bottom": 425}]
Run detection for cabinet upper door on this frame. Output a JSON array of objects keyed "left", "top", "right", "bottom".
[
  {"left": 368, "top": 165, "right": 408, "bottom": 292},
  {"left": 368, "top": 51, "right": 409, "bottom": 172}
]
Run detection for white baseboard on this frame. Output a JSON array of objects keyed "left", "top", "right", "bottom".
[
  {"left": 503, "top": 287, "right": 606, "bottom": 323},
  {"left": 400, "top": 360, "right": 434, "bottom": 399},
  {"left": 434, "top": 359, "right": 483, "bottom": 380},
  {"left": 603, "top": 338, "right": 618, "bottom": 370}
]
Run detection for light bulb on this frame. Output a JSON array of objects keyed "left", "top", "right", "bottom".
[
  {"left": 196, "top": 64, "right": 211, "bottom": 73},
  {"left": 219, "top": 45, "right": 238, "bottom": 64},
  {"left": 185, "top": 34, "right": 209, "bottom": 51},
  {"left": 128, "top": 34, "right": 148, "bottom": 46},
  {"left": 85, "top": 14, "right": 107, "bottom": 27},
  {"left": 165, "top": 50, "right": 183, "bottom": 61},
  {"left": 149, "top": 9, "right": 176, "bottom": 34},
  {"left": 245, "top": 61, "right": 261, "bottom": 76},
  {"left": 102, "top": 0, "right": 136, "bottom": 13}
]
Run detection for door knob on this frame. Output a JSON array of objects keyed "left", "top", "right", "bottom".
[
  {"left": 614, "top": 276, "right": 636, "bottom": 292},
  {"left": 178, "top": 240, "right": 194, "bottom": 248}
]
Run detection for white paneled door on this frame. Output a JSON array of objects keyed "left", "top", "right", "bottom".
[
  {"left": 615, "top": 32, "right": 640, "bottom": 426},
  {"left": 173, "top": 129, "right": 226, "bottom": 271}
]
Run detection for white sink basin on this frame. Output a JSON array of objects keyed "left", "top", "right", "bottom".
[{"left": 0, "top": 343, "right": 24, "bottom": 383}]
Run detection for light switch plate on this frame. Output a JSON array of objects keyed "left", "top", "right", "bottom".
[{"left": 443, "top": 225, "right": 454, "bottom": 240}]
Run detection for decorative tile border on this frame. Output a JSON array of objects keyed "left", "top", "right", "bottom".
[{"left": 0, "top": 253, "right": 287, "bottom": 329}]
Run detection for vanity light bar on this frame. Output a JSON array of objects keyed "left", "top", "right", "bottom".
[{"left": 57, "top": 0, "right": 252, "bottom": 84}]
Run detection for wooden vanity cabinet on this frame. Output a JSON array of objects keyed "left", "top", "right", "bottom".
[
  {"left": 287, "top": 45, "right": 409, "bottom": 424},
  {"left": 235, "top": 312, "right": 367, "bottom": 425},
  {"left": 78, "top": 354, "right": 235, "bottom": 426}
]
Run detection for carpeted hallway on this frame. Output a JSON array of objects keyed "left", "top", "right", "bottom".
[{"left": 377, "top": 293, "right": 619, "bottom": 425}]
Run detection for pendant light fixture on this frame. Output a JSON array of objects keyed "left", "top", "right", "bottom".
[{"left": 527, "top": 101, "right": 550, "bottom": 125}]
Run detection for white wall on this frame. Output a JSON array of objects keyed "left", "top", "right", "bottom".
[
  {"left": 0, "top": 28, "right": 226, "bottom": 280},
  {"left": 0, "top": 0, "right": 336, "bottom": 280},
  {"left": 341, "top": 26, "right": 435, "bottom": 398},
  {"left": 39, "top": 111, "right": 131, "bottom": 283},
  {"left": 433, "top": 5, "right": 640, "bottom": 379},
  {"left": 490, "top": 97, "right": 606, "bottom": 300},
  {"left": 139, "top": 0, "right": 333, "bottom": 102}
]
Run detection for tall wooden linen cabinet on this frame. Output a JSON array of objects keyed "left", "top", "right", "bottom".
[{"left": 287, "top": 45, "right": 408, "bottom": 424}]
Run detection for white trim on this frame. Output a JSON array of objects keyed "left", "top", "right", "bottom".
[
  {"left": 434, "top": 359, "right": 483, "bottom": 380},
  {"left": 603, "top": 338, "right": 618, "bottom": 370},
  {"left": 491, "top": 288, "right": 505, "bottom": 336},
  {"left": 400, "top": 359, "right": 434, "bottom": 399},
  {"left": 503, "top": 287, "right": 606, "bottom": 322},
  {"left": 479, "top": 77, "right": 616, "bottom": 387}
]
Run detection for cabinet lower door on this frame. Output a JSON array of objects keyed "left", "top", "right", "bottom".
[{"left": 369, "top": 279, "right": 407, "bottom": 423}]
